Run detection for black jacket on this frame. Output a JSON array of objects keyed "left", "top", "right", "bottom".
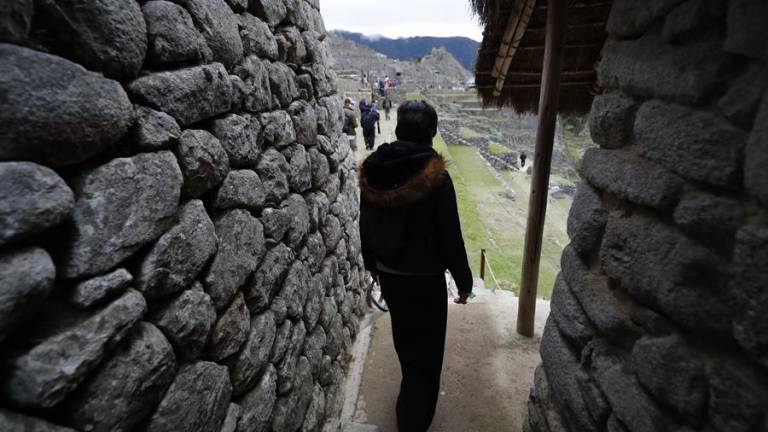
[{"left": 358, "top": 141, "right": 473, "bottom": 293}]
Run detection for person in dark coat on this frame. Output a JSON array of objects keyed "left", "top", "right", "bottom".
[
  {"left": 360, "top": 102, "right": 380, "bottom": 150},
  {"left": 358, "top": 100, "right": 473, "bottom": 432}
]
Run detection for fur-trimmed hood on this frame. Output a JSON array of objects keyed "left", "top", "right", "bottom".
[{"left": 359, "top": 141, "right": 447, "bottom": 208}]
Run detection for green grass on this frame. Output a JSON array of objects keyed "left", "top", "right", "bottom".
[
  {"left": 488, "top": 142, "right": 509, "bottom": 156},
  {"left": 434, "top": 132, "right": 571, "bottom": 299},
  {"left": 459, "top": 127, "right": 483, "bottom": 140}
]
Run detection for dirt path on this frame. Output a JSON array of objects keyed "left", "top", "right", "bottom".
[{"left": 350, "top": 285, "right": 550, "bottom": 432}]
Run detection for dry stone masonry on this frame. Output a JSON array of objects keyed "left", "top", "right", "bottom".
[
  {"left": 0, "top": 0, "right": 367, "bottom": 431},
  {"left": 526, "top": 1, "right": 768, "bottom": 432}
]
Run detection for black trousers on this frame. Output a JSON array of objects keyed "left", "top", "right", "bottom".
[
  {"left": 364, "top": 134, "right": 375, "bottom": 149},
  {"left": 379, "top": 272, "right": 448, "bottom": 432}
]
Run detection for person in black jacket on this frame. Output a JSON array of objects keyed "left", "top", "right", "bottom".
[{"left": 358, "top": 100, "right": 473, "bottom": 432}]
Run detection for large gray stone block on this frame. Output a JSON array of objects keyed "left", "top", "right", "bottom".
[
  {"left": 606, "top": 0, "right": 685, "bottom": 38},
  {"left": 745, "top": 93, "right": 768, "bottom": 206},
  {"left": 730, "top": 223, "right": 768, "bottom": 366},
  {"left": 589, "top": 92, "right": 638, "bottom": 149},
  {"left": 176, "top": 129, "right": 231, "bottom": 197},
  {"left": 283, "top": 194, "right": 311, "bottom": 249},
  {"left": 150, "top": 283, "right": 216, "bottom": 359},
  {"left": 271, "top": 320, "right": 292, "bottom": 363},
  {"left": 66, "top": 322, "right": 176, "bottom": 432},
  {"left": 261, "top": 206, "right": 292, "bottom": 243},
  {"left": 221, "top": 403, "right": 242, "bottom": 432},
  {"left": 550, "top": 274, "right": 594, "bottom": 347},
  {"left": 272, "top": 356, "right": 314, "bottom": 432},
  {"left": 245, "top": 243, "right": 294, "bottom": 313},
  {"left": 249, "top": 0, "right": 287, "bottom": 28},
  {"left": 581, "top": 148, "right": 682, "bottom": 210},
  {"left": 0, "top": 409, "right": 76, "bottom": 432},
  {"left": 60, "top": 152, "right": 182, "bottom": 279},
  {"left": 143, "top": 0, "right": 212, "bottom": 67},
  {"left": 288, "top": 100, "right": 319, "bottom": 147},
  {"left": 266, "top": 62, "right": 300, "bottom": 108},
  {"left": 35, "top": 0, "right": 147, "bottom": 79},
  {"left": 599, "top": 33, "right": 728, "bottom": 106},
  {"left": 567, "top": 181, "right": 607, "bottom": 255},
  {"left": 321, "top": 214, "right": 343, "bottom": 251},
  {"left": 302, "top": 384, "right": 327, "bottom": 432},
  {"left": 673, "top": 191, "right": 744, "bottom": 240},
  {"left": 0, "top": 247, "right": 55, "bottom": 343},
  {"left": 239, "top": 13, "right": 279, "bottom": 60},
  {"left": 600, "top": 212, "right": 732, "bottom": 334},
  {"left": 171, "top": 0, "right": 243, "bottom": 68},
  {"left": 134, "top": 106, "right": 182, "bottom": 151},
  {"left": 630, "top": 335, "right": 707, "bottom": 422},
  {"left": 204, "top": 210, "right": 265, "bottom": 310},
  {"left": 276, "top": 320, "right": 306, "bottom": 395},
  {"left": 211, "top": 114, "right": 263, "bottom": 168},
  {"left": 136, "top": 200, "right": 217, "bottom": 300},
  {"left": 707, "top": 360, "right": 768, "bottom": 432},
  {"left": 306, "top": 191, "right": 330, "bottom": 232},
  {"left": 717, "top": 65, "right": 765, "bottom": 129},
  {"left": 725, "top": 0, "right": 768, "bottom": 62},
  {"left": 595, "top": 363, "right": 671, "bottom": 432},
  {"left": 635, "top": 100, "right": 747, "bottom": 189},
  {"left": 71, "top": 268, "right": 133, "bottom": 309},
  {"left": 226, "top": 311, "right": 277, "bottom": 396},
  {"left": 208, "top": 291, "right": 251, "bottom": 361},
  {"left": 146, "top": 361, "right": 233, "bottom": 432},
  {"left": 0, "top": 0, "right": 33, "bottom": 44},
  {"left": 300, "top": 232, "right": 327, "bottom": 274},
  {"left": 539, "top": 318, "right": 599, "bottom": 432},
  {"left": 214, "top": 170, "right": 267, "bottom": 212},
  {"left": 0, "top": 44, "right": 134, "bottom": 166},
  {"left": 234, "top": 56, "right": 273, "bottom": 113},
  {"left": 128, "top": 63, "right": 232, "bottom": 126},
  {"left": 0, "top": 162, "right": 73, "bottom": 247},
  {"left": 4, "top": 289, "right": 147, "bottom": 408},
  {"left": 285, "top": 145, "right": 313, "bottom": 193},
  {"left": 661, "top": 0, "right": 725, "bottom": 43},
  {"left": 237, "top": 364, "right": 277, "bottom": 432},
  {"left": 257, "top": 149, "right": 290, "bottom": 205},
  {"left": 309, "top": 148, "right": 331, "bottom": 189},
  {"left": 278, "top": 260, "right": 311, "bottom": 319},
  {"left": 277, "top": 26, "right": 307, "bottom": 64},
  {"left": 261, "top": 111, "right": 297, "bottom": 149},
  {"left": 561, "top": 246, "right": 640, "bottom": 342}
]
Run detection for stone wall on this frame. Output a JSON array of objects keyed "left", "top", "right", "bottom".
[
  {"left": 526, "top": 1, "right": 768, "bottom": 431},
  {"left": 0, "top": 1, "right": 367, "bottom": 431}
]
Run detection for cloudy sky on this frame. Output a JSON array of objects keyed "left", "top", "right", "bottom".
[{"left": 319, "top": 0, "right": 484, "bottom": 41}]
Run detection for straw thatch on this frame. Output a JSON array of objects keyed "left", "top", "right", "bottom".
[{"left": 471, "top": 0, "right": 611, "bottom": 114}]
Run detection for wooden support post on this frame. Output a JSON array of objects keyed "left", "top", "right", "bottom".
[
  {"left": 480, "top": 249, "right": 487, "bottom": 280},
  {"left": 517, "top": 0, "right": 568, "bottom": 337}
]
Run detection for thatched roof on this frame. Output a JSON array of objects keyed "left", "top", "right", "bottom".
[{"left": 470, "top": 0, "right": 611, "bottom": 114}]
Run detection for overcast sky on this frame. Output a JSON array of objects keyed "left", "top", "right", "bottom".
[{"left": 319, "top": 0, "right": 484, "bottom": 41}]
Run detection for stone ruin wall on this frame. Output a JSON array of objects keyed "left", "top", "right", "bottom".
[
  {"left": 0, "top": 0, "right": 368, "bottom": 431},
  {"left": 525, "top": 0, "right": 768, "bottom": 432}
]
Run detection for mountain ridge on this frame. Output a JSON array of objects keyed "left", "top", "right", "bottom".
[{"left": 330, "top": 30, "right": 479, "bottom": 71}]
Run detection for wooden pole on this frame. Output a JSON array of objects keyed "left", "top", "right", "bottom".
[
  {"left": 480, "top": 249, "right": 487, "bottom": 280},
  {"left": 517, "top": 0, "right": 568, "bottom": 337}
]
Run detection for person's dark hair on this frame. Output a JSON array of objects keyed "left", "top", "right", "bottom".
[{"left": 395, "top": 100, "right": 438, "bottom": 146}]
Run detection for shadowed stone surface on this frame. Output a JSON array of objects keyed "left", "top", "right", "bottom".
[
  {"left": 266, "top": 62, "right": 300, "bottom": 108},
  {"left": 239, "top": 13, "right": 279, "bottom": 60},
  {"left": 0, "top": 247, "right": 55, "bottom": 343},
  {"left": 66, "top": 322, "right": 176, "bottom": 432},
  {"left": 257, "top": 149, "right": 291, "bottom": 206},
  {"left": 0, "top": 44, "right": 134, "bottom": 167},
  {"left": 234, "top": 56, "right": 273, "bottom": 113},
  {"left": 71, "top": 269, "right": 133, "bottom": 309},
  {"left": 227, "top": 310, "right": 276, "bottom": 396},
  {"left": 214, "top": 170, "right": 267, "bottom": 211},
  {"left": 745, "top": 94, "right": 768, "bottom": 205},
  {"left": 146, "top": 361, "right": 233, "bottom": 432},
  {"left": 35, "top": 0, "right": 147, "bottom": 79},
  {"left": 129, "top": 63, "right": 233, "bottom": 126},
  {"left": 143, "top": 0, "right": 212, "bottom": 67},
  {"left": 0, "top": 409, "right": 76, "bottom": 431},
  {"left": 211, "top": 114, "right": 263, "bottom": 168},
  {"left": 0, "top": 0, "right": 32, "bottom": 44},
  {"left": 134, "top": 106, "right": 182, "bottom": 151},
  {"left": 567, "top": 182, "right": 607, "bottom": 255},
  {"left": 150, "top": 283, "right": 216, "bottom": 360},
  {"left": 61, "top": 152, "right": 183, "bottom": 279},
  {"left": 136, "top": 200, "right": 217, "bottom": 300},
  {"left": 208, "top": 292, "right": 250, "bottom": 362},
  {"left": 171, "top": 0, "right": 243, "bottom": 68},
  {"left": 0, "top": 162, "right": 74, "bottom": 247},
  {"left": 245, "top": 243, "right": 294, "bottom": 313},
  {"left": 249, "top": 0, "right": 287, "bottom": 28},
  {"left": 730, "top": 223, "right": 768, "bottom": 366},
  {"left": 205, "top": 210, "right": 265, "bottom": 310},
  {"left": 237, "top": 364, "right": 277, "bottom": 432},
  {"left": 589, "top": 92, "right": 638, "bottom": 149},
  {"left": 176, "top": 129, "right": 231, "bottom": 197},
  {"left": 4, "top": 290, "right": 147, "bottom": 408}
]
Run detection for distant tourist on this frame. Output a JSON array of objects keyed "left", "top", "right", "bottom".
[
  {"left": 520, "top": 151, "right": 528, "bottom": 168},
  {"left": 358, "top": 100, "right": 473, "bottom": 432},
  {"left": 378, "top": 77, "right": 386, "bottom": 96},
  {"left": 360, "top": 102, "right": 380, "bottom": 150},
  {"left": 382, "top": 97, "right": 393, "bottom": 120},
  {"left": 343, "top": 97, "right": 359, "bottom": 150}
]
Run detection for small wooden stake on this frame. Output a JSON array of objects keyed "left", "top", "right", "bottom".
[
  {"left": 480, "top": 249, "right": 487, "bottom": 280},
  {"left": 517, "top": 0, "right": 568, "bottom": 338}
]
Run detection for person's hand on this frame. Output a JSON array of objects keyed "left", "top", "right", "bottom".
[{"left": 454, "top": 292, "right": 470, "bottom": 304}]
